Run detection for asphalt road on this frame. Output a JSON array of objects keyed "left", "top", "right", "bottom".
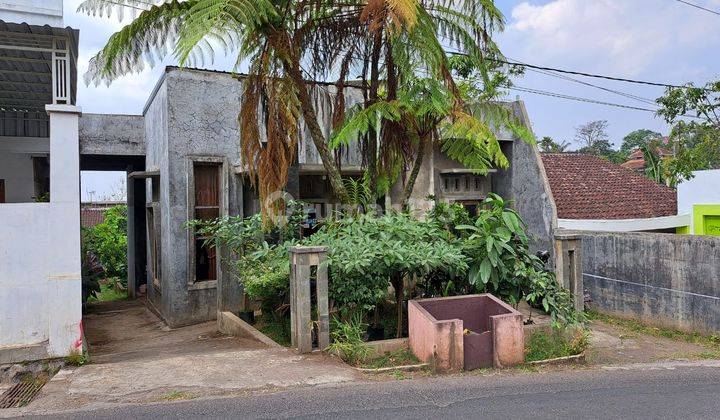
[{"left": 21, "top": 362, "right": 720, "bottom": 419}]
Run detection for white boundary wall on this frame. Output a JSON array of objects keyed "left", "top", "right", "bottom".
[
  {"left": 0, "top": 105, "right": 82, "bottom": 361},
  {"left": 558, "top": 214, "right": 691, "bottom": 232},
  {"left": 677, "top": 169, "right": 720, "bottom": 214}
]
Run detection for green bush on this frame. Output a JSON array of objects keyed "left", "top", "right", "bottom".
[
  {"left": 525, "top": 328, "right": 589, "bottom": 362},
  {"left": 188, "top": 204, "right": 305, "bottom": 317},
  {"left": 308, "top": 212, "right": 468, "bottom": 337},
  {"left": 82, "top": 205, "right": 128, "bottom": 284},
  {"left": 454, "top": 194, "right": 530, "bottom": 305},
  {"left": 328, "top": 313, "right": 373, "bottom": 365},
  {"left": 194, "top": 195, "right": 584, "bottom": 335}
]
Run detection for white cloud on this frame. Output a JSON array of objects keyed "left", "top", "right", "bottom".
[{"left": 504, "top": 0, "right": 720, "bottom": 78}]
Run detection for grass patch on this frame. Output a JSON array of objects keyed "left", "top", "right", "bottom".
[
  {"left": 525, "top": 328, "right": 589, "bottom": 362},
  {"left": 65, "top": 351, "right": 89, "bottom": 366},
  {"left": 359, "top": 348, "right": 420, "bottom": 369},
  {"left": 254, "top": 313, "right": 291, "bottom": 347},
  {"left": 588, "top": 310, "right": 720, "bottom": 348},
  {"left": 153, "top": 391, "right": 197, "bottom": 401},
  {"left": 87, "top": 281, "right": 127, "bottom": 303}
]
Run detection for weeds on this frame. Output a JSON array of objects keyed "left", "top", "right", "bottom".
[
  {"left": 254, "top": 313, "right": 291, "bottom": 347},
  {"left": 525, "top": 328, "right": 589, "bottom": 362},
  {"left": 360, "top": 348, "right": 420, "bottom": 369},
  {"left": 328, "top": 314, "right": 374, "bottom": 365},
  {"left": 65, "top": 351, "right": 89, "bottom": 366},
  {"left": 153, "top": 391, "right": 197, "bottom": 401},
  {"left": 588, "top": 310, "right": 720, "bottom": 348}
]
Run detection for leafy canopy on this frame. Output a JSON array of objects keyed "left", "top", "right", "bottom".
[
  {"left": 308, "top": 211, "right": 468, "bottom": 312},
  {"left": 82, "top": 205, "right": 128, "bottom": 283}
]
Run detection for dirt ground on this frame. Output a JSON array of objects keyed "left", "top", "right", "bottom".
[
  {"left": 515, "top": 302, "right": 715, "bottom": 365},
  {"left": 586, "top": 319, "right": 715, "bottom": 365}
]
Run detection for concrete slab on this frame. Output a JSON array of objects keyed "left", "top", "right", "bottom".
[{"left": 15, "top": 300, "right": 359, "bottom": 414}]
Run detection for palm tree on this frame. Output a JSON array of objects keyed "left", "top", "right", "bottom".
[{"left": 79, "top": 0, "right": 516, "bottom": 212}]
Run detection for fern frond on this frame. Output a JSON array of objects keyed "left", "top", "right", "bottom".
[
  {"left": 330, "top": 100, "right": 406, "bottom": 149},
  {"left": 83, "top": 0, "right": 197, "bottom": 85},
  {"left": 174, "top": 0, "right": 277, "bottom": 67},
  {"left": 439, "top": 111, "right": 509, "bottom": 173}
]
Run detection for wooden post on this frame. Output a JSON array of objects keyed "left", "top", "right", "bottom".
[
  {"left": 289, "top": 246, "right": 329, "bottom": 353},
  {"left": 554, "top": 232, "right": 584, "bottom": 312}
]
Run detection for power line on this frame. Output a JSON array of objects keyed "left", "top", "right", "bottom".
[
  {"left": 453, "top": 53, "right": 690, "bottom": 89},
  {"left": 511, "top": 58, "right": 659, "bottom": 107},
  {"left": 510, "top": 85, "right": 661, "bottom": 113},
  {"left": 509, "top": 84, "right": 701, "bottom": 119},
  {"left": 96, "top": 2, "right": 702, "bottom": 91},
  {"left": 674, "top": 0, "right": 720, "bottom": 16},
  {"left": 82, "top": 4, "right": 700, "bottom": 116}
]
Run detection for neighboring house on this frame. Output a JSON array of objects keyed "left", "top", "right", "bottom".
[
  {"left": 541, "top": 153, "right": 688, "bottom": 232},
  {"left": 620, "top": 137, "right": 674, "bottom": 172},
  {"left": 78, "top": 66, "right": 554, "bottom": 328},
  {"left": 676, "top": 169, "right": 720, "bottom": 236},
  {"left": 80, "top": 201, "right": 124, "bottom": 228},
  {"left": 0, "top": 1, "right": 83, "bottom": 363}
]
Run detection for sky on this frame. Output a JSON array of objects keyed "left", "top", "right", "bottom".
[{"left": 67, "top": 0, "right": 720, "bottom": 201}]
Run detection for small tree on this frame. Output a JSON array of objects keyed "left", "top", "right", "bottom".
[
  {"left": 82, "top": 205, "right": 128, "bottom": 283},
  {"left": 309, "top": 212, "right": 468, "bottom": 338},
  {"left": 575, "top": 120, "right": 610, "bottom": 150},
  {"left": 538, "top": 136, "right": 570, "bottom": 153},
  {"left": 655, "top": 80, "right": 720, "bottom": 183},
  {"left": 620, "top": 129, "right": 662, "bottom": 154}
]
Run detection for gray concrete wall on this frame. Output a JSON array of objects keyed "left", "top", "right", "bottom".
[
  {"left": 141, "top": 67, "right": 370, "bottom": 326},
  {"left": 160, "top": 68, "right": 245, "bottom": 326},
  {"left": 144, "top": 76, "right": 170, "bottom": 320},
  {"left": 386, "top": 100, "right": 556, "bottom": 262},
  {"left": 580, "top": 231, "right": 720, "bottom": 333},
  {"left": 80, "top": 114, "right": 145, "bottom": 156},
  {"left": 505, "top": 102, "right": 557, "bottom": 259}
]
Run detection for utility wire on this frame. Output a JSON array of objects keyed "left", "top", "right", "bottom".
[
  {"left": 82, "top": 3, "right": 698, "bottom": 116},
  {"left": 98, "top": 1, "right": 699, "bottom": 91},
  {"left": 674, "top": 0, "right": 720, "bottom": 16},
  {"left": 452, "top": 53, "right": 690, "bottom": 90},
  {"left": 510, "top": 85, "right": 660, "bottom": 113},
  {"left": 509, "top": 57, "right": 659, "bottom": 107}
]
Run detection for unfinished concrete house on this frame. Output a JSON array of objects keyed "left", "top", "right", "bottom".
[
  {"left": 1, "top": 25, "right": 555, "bottom": 358},
  {"left": 79, "top": 67, "right": 555, "bottom": 328},
  {"left": 0, "top": 1, "right": 83, "bottom": 363}
]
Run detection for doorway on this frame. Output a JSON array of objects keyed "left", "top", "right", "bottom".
[{"left": 80, "top": 154, "right": 147, "bottom": 302}]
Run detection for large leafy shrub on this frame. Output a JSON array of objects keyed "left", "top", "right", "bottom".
[
  {"left": 455, "top": 194, "right": 530, "bottom": 305},
  {"left": 430, "top": 194, "right": 584, "bottom": 327},
  {"left": 308, "top": 212, "right": 468, "bottom": 337},
  {"left": 82, "top": 205, "right": 128, "bottom": 282},
  {"left": 195, "top": 195, "right": 583, "bottom": 334},
  {"left": 189, "top": 206, "right": 305, "bottom": 317}
]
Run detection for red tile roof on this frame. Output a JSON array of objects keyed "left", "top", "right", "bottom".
[
  {"left": 81, "top": 202, "right": 123, "bottom": 228},
  {"left": 541, "top": 153, "right": 677, "bottom": 220},
  {"left": 620, "top": 158, "right": 646, "bottom": 170},
  {"left": 81, "top": 207, "right": 107, "bottom": 228}
]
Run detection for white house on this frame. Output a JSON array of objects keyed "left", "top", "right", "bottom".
[{"left": 0, "top": 1, "right": 83, "bottom": 363}]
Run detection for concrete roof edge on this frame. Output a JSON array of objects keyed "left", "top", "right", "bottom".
[{"left": 141, "top": 68, "right": 169, "bottom": 116}]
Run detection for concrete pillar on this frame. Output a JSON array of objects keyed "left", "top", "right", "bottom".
[
  {"left": 289, "top": 246, "right": 329, "bottom": 353},
  {"left": 46, "top": 104, "right": 83, "bottom": 357},
  {"left": 554, "top": 232, "right": 584, "bottom": 312},
  {"left": 127, "top": 172, "right": 137, "bottom": 299}
]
